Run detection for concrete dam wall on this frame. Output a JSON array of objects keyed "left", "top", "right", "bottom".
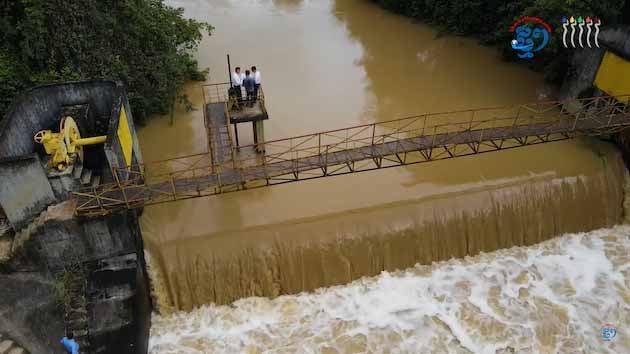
[
  {"left": 143, "top": 142, "right": 627, "bottom": 311},
  {"left": 0, "top": 81, "right": 150, "bottom": 354}
]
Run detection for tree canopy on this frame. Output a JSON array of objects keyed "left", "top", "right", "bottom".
[{"left": 0, "top": 0, "right": 212, "bottom": 123}]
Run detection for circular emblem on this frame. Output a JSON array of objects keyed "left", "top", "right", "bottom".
[
  {"left": 509, "top": 16, "right": 552, "bottom": 59},
  {"left": 601, "top": 324, "right": 617, "bottom": 341}
]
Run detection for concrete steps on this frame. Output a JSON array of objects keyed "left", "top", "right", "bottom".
[
  {"left": 63, "top": 266, "right": 91, "bottom": 353},
  {"left": 6, "top": 205, "right": 54, "bottom": 263},
  {"left": 0, "top": 216, "right": 10, "bottom": 237},
  {"left": 0, "top": 334, "right": 29, "bottom": 354},
  {"left": 80, "top": 168, "right": 92, "bottom": 186},
  {"left": 72, "top": 163, "right": 83, "bottom": 180},
  {"left": 91, "top": 175, "right": 101, "bottom": 188}
]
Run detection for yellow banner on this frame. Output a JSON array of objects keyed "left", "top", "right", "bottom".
[
  {"left": 594, "top": 51, "right": 630, "bottom": 102},
  {"left": 117, "top": 105, "right": 133, "bottom": 166}
]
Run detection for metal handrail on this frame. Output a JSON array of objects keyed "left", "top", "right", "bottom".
[
  {"left": 72, "top": 94, "right": 630, "bottom": 215},
  {"left": 108, "top": 94, "right": 630, "bottom": 180},
  {"left": 203, "top": 82, "right": 265, "bottom": 106}
]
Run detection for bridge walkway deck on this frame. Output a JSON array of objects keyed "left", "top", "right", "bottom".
[{"left": 72, "top": 95, "right": 630, "bottom": 215}]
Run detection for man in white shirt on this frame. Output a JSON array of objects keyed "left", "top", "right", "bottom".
[
  {"left": 231, "top": 67, "right": 244, "bottom": 100},
  {"left": 251, "top": 66, "right": 261, "bottom": 97}
]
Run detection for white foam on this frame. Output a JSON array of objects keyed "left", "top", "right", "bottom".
[{"left": 149, "top": 226, "right": 630, "bottom": 353}]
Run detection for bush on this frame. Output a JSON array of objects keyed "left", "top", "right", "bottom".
[{"left": 0, "top": 0, "right": 212, "bottom": 123}]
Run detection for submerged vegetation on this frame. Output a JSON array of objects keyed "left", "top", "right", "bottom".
[
  {"left": 372, "top": 0, "right": 627, "bottom": 83},
  {"left": 0, "top": 0, "right": 212, "bottom": 123}
]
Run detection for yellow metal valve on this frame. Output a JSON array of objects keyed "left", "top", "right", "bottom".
[{"left": 34, "top": 116, "right": 107, "bottom": 171}]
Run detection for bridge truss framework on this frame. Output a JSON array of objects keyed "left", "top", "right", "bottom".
[{"left": 72, "top": 94, "right": 630, "bottom": 216}]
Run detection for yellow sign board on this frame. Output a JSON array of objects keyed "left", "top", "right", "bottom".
[
  {"left": 117, "top": 105, "right": 133, "bottom": 166},
  {"left": 594, "top": 51, "right": 630, "bottom": 102}
]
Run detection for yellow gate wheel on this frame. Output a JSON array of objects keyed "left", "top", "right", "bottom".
[{"left": 61, "top": 116, "right": 84, "bottom": 163}]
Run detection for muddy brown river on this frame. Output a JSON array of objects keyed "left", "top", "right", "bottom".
[{"left": 140, "top": 1, "right": 629, "bottom": 352}]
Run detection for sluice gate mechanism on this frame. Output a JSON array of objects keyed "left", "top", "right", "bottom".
[{"left": 34, "top": 116, "right": 107, "bottom": 172}]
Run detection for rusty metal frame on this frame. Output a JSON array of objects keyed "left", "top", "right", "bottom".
[
  {"left": 202, "top": 82, "right": 266, "bottom": 107},
  {"left": 72, "top": 94, "right": 630, "bottom": 216}
]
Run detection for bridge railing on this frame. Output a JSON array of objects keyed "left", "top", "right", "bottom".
[
  {"left": 113, "top": 95, "right": 630, "bottom": 184},
  {"left": 202, "top": 82, "right": 231, "bottom": 104},
  {"left": 202, "top": 82, "right": 266, "bottom": 106},
  {"left": 74, "top": 94, "right": 630, "bottom": 214},
  {"left": 229, "top": 95, "right": 630, "bottom": 171}
]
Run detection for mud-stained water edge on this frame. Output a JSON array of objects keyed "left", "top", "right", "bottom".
[{"left": 139, "top": 0, "right": 629, "bottom": 352}]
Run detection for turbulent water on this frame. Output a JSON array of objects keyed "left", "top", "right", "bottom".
[{"left": 149, "top": 226, "right": 630, "bottom": 354}]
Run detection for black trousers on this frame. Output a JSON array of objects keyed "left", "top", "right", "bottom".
[
  {"left": 246, "top": 90, "right": 256, "bottom": 105},
  {"left": 230, "top": 86, "right": 242, "bottom": 100}
]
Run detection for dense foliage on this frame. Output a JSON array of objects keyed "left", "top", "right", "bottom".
[
  {"left": 373, "top": 0, "right": 627, "bottom": 83},
  {"left": 0, "top": 0, "right": 212, "bottom": 123}
]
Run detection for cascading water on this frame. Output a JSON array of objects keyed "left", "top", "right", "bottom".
[
  {"left": 149, "top": 225, "right": 629, "bottom": 353},
  {"left": 142, "top": 145, "right": 626, "bottom": 311}
]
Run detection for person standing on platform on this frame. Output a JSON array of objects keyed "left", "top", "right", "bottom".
[
  {"left": 252, "top": 66, "right": 261, "bottom": 97},
  {"left": 243, "top": 70, "right": 256, "bottom": 107},
  {"left": 231, "top": 67, "right": 244, "bottom": 100}
]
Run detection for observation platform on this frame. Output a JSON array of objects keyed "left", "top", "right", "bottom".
[{"left": 203, "top": 83, "right": 268, "bottom": 159}]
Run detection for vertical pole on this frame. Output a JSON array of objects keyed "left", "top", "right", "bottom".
[
  {"left": 371, "top": 124, "right": 376, "bottom": 145},
  {"left": 258, "top": 121, "right": 265, "bottom": 153},
  {"left": 324, "top": 145, "right": 329, "bottom": 175},
  {"left": 253, "top": 121, "right": 258, "bottom": 147},
  {"left": 227, "top": 54, "right": 233, "bottom": 87},
  {"left": 318, "top": 133, "right": 322, "bottom": 156},
  {"left": 170, "top": 173, "right": 177, "bottom": 201},
  {"left": 233, "top": 123, "right": 240, "bottom": 147}
]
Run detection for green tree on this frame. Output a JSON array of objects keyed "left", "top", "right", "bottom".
[{"left": 0, "top": 0, "right": 212, "bottom": 123}]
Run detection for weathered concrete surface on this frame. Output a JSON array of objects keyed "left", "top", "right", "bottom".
[
  {"left": 559, "top": 26, "right": 630, "bottom": 167},
  {"left": 559, "top": 47, "right": 605, "bottom": 101},
  {"left": 0, "top": 201, "right": 151, "bottom": 353},
  {"left": 88, "top": 254, "right": 151, "bottom": 354},
  {"left": 0, "top": 155, "right": 56, "bottom": 231},
  {"left": 597, "top": 26, "right": 630, "bottom": 167},
  {"left": 560, "top": 26, "right": 630, "bottom": 101},
  {"left": 0, "top": 81, "right": 118, "bottom": 159},
  {"left": 0, "top": 81, "right": 151, "bottom": 354},
  {"left": 0, "top": 81, "right": 116, "bottom": 237},
  {"left": 599, "top": 26, "right": 630, "bottom": 61},
  {"left": 0, "top": 273, "right": 63, "bottom": 354},
  {"left": 0, "top": 333, "right": 32, "bottom": 353},
  {"left": 5, "top": 200, "right": 137, "bottom": 270},
  {"left": 0, "top": 79, "right": 145, "bottom": 223}
]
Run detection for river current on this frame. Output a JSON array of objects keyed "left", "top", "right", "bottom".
[{"left": 141, "top": 0, "right": 630, "bottom": 352}]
